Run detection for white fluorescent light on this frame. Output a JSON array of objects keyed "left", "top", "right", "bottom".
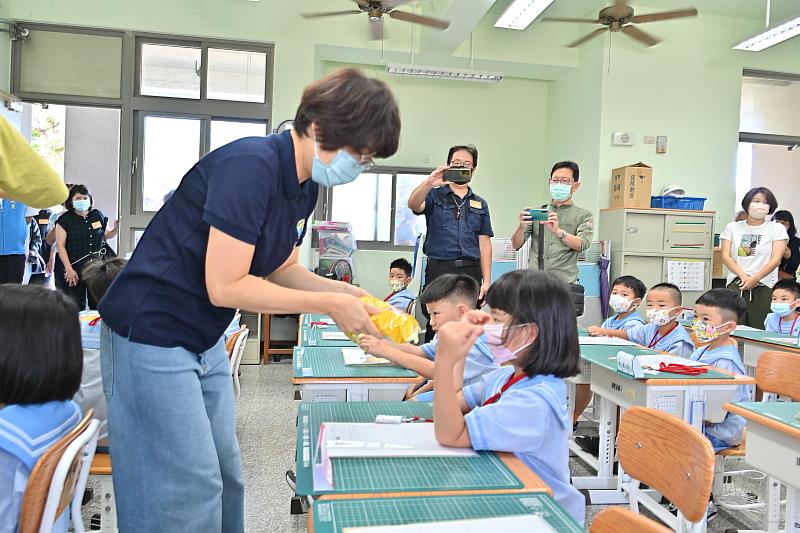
[
  {"left": 733, "top": 14, "right": 800, "bottom": 51},
  {"left": 385, "top": 64, "right": 503, "bottom": 83},
  {"left": 494, "top": 0, "right": 555, "bottom": 30}
]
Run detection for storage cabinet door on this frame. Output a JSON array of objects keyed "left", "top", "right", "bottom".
[
  {"left": 621, "top": 255, "right": 664, "bottom": 289},
  {"left": 664, "top": 215, "right": 713, "bottom": 256},
  {"left": 623, "top": 213, "right": 666, "bottom": 253}
]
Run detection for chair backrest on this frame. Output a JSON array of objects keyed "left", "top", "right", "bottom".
[
  {"left": 225, "top": 327, "right": 246, "bottom": 362},
  {"left": 617, "top": 406, "right": 715, "bottom": 523},
  {"left": 591, "top": 507, "right": 671, "bottom": 533},
  {"left": 405, "top": 300, "right": 416, "bottom": 317},
  {"left": 231, "top": 327, "right": 249, "bottom": 376},
  {"left": 406, "top": 232, "right": 426, "bottom": 298},
  {"left": 756, "top": 351, "right": 800, "bottom": 400},
  {"left": 19, "top": 410, "right": 98, "bottom": 533}
]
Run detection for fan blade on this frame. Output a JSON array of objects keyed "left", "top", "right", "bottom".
[
  {"left": 630, "top": 8, "right": 698, "bottom": 24},
  {"left": 382, "top": 0, "right": 414, "bottom": 8},
  {"left": 388, "top": 10, "right": 450, "bottom": 30},
  {"left": 621, "top": 24, "right": 661, "bottom": 46},
  {"left": 369, "top": 16, "right": 385, "bottom": 40},
  {"left": 301, "top": 10, "right": 363, "bottom": 19},
  {"left": 566, "top": 27, "right": 607, "bottom": 47},
  {"left": 542, "top": 17, "right": 601, "bottom": 23}
]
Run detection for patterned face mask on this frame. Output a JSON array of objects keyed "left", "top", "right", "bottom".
[
  {"left": 646, "top": 307, "right": 678, "bottom": 326},
  {"left": 691, "top": 319, "right": 732, "bottom": 344}
]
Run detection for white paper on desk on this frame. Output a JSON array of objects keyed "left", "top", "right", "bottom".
[
  {"left": 342, "top": 348, "right": 394, "bottom": 366},
  {"left": 321, "top": 331, "right": 350, "bottom": 341},
  {"left": 579, "top": 336, "right": 637, "bottom": 346},
  {"left": 323, "top": 423, "right": 478, "bottom": 458},
  {"left": 734, "top": 325, "right": 760, "bottom": 331},
  {"left": 343, "top": 515, "right": 556, "bottom": 533},
  {"left": 762, "top": 337, "right": 798, "bottom": 344},
  {"left": 635, "top": 354, "right": 709, "bottom": 369}
]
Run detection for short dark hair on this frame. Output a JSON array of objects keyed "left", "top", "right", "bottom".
[
  {"left": 551, "top": 161, "right": 580, "bottom": 182},
  {"left": 447, "top": 145, "right": 478, "bottom": 169},
  {"left": 293, "top": 68, "right": 400, "bottom": 159},
  {"left": 83, "top": 258, "right": 128, "bottom": 303},
  {"left": 649, "top": 283, "right": 682, "bottom": 306},
  {"left": 772, "top": 279, "right": 800, "bottom": 299},
  {"left": 0, "top": 284, "right": 83, "bottom": 405},
  {"left": 773, "top": 210, "right": 797, "bottom": 237},
  {"left": 486, "top": 270, "right": 580, "bottom": 379},
  {"left": 696, "top": 288, "right": 746, "bottom": 322},
  {"left": 419, "top": 274, "right": 478, "bottom": 307},
  {"left": 389, "top": 258, "right": 412, "bottom": 277},
  {"left": 65, "top": 183, "right": 92, "bottom": 212},
  {"left": 612, "top": 275, "right": 647, "bottom": 300},
  {"left": 741, "top": 187, "right": 778, "bottom": 215}
]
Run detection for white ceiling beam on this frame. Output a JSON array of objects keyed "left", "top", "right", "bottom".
[{"left": 421, "top": 0, "right": 498, "bottom": 56}]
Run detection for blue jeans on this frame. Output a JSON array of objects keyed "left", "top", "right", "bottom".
[{"left": 100, "top": 327, "right": 244, "bottom": 532}]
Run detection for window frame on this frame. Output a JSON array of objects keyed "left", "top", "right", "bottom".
[{"left": 320, "top": 166, "right": 433, "bottom": 251}]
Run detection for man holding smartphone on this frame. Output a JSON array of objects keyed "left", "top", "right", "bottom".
[{"left": 407, "top": 144, "right": 493, "bottom": 342}]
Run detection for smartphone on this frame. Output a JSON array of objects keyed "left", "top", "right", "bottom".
[
  {"left": 443, "top": 168, "right": 472, "bottom": 185},
  {"left": 528, "top": 208, "right": 549, "bottom": 222}
]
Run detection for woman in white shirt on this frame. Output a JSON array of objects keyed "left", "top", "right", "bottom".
[{"left": 720, "top": 187, "right": 788, "bottom": 327}]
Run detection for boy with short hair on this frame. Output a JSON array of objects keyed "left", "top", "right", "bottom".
[
  {"left": 690, "top": 289, "right": 750, "bottom": 450},
  {"left": 360, "top": 273, "right": 497, "bottom": 395},
  {"left": 590, "top": 282, "right": 695, "bottom": 357},
  {"left": 765, "top": 279, "right": 800, "bottom": 336},
  {"left": 385, "top": 257, "right": 415, "bottom": 312}
]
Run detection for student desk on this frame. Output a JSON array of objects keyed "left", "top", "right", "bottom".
[
  {"left": 573, "top": 343, "right": 754, "bottom": 515},
  {"left": 299, "top": 314, "right": 357, "bottom": 348},
  {"left": 293, "top": 347, "right": 419, "bottom": 402},
  {"left": 731, "top": 328, "right": 800, "bottom": 373},
  {"left": 307, "top": 492, "right": 583, "bottom": 533},
  {"left": 724, "top": 402, "right": 800, "bottom": 533},
  {"left": 294, "top": 401, "right": 550, "bottom": 499}
]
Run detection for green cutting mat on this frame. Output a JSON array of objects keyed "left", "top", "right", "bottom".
[
  {"left": 311, "top": 492, "right": 583, "bottom": 533},
  {"left": 301, "top": 326, "right": 357, "bottom": 347},
  {"left": 293, "top": 347, "right": 417, "bottom": 379},
  {"left": 580, "top": 344, "right": 735, "bottom": 380},
  {"left": 295, "top": 402, "right": 523, "bottom": 497},
  {"left": 732, "top": 328, "right": 800, "bottom": 348},
  {"left": 731, "top": 402, "right": 800, "bottom": 431}
]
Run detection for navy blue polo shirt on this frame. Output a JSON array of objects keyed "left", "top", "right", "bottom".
[
  {"left": 418, "top": 185, "right": 493, "bottom": 260},
  {"left": 99, "top": 131, "right": 318, "bottom": 353}
]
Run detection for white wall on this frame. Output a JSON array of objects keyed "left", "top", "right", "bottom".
[
  {"left": 750, "top": 143, "right": 800, "bottom": 218},
  {"left": 741, "top": 78, "right": 800, "bottom": 137}
]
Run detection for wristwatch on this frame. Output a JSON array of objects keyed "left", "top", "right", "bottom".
[{"left": 558, "top": 229, "right": 569, "bottom": 240}]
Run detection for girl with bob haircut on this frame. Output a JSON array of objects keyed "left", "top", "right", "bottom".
[
  {"left": 432, "top": 269, "right": 585, "bottom": 525},
  {"left": 0, "top": 285, "right": 84, "bottom": 533}
]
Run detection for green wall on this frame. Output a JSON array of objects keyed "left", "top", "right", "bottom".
[{"left": 0, "top": 0, "right": 10, "bottom": 91}]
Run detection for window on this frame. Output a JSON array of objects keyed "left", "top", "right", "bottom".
[
  {"left": 209, "top": 120, "right": 268, "bottom": 152},
  {"left": 140, "top": 43, "right": 202, "bottom": 99},
  {"left": 141, "top": 116, "right": 202, "bottom": 211},
  {"left": 740, "top": 73, "right": 800, "bottom": 137},
  {"left": 326, "top": 169, "right": 430, "bottom": 249},
  {"left": 207, "top": 48, "right": 267, "bottom": 103}
]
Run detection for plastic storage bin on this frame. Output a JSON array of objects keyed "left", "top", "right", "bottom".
[{"left": 650, "top": 196, "right": 706, "bottom": 210}]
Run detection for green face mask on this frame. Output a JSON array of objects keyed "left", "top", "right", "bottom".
[{"left": 550, "top": 183, "right": 572, "bottom": 201}]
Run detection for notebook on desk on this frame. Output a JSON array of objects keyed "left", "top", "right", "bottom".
[
  {"left": 342, "top": 348, "right": 394, "bottom": 366},
  {"left": 343, "top": 515, "right": 556, "bottom": 533}
]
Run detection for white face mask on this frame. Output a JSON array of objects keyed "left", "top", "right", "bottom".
[
  {"left": 646, "top": 307, "right": 678, "bottom": 326},
  {"left": 748, "top": 203, "right": 770, "bottom": 220},
  {"left": 609, "top": 294, "right": 636, "bottom": 314}
]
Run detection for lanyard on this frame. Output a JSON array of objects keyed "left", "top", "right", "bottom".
[
  {"left": 384, "top": 291, "right": 398, "bottom": 303},
  {"left": 780, "top": 314, "right": 799, "bottom": 335},
  {"left": 482, "top": 372, "right": 528, "bottom": 406},
  {"left": 648, "top": 322, "right": 678, "bottom": 349}
]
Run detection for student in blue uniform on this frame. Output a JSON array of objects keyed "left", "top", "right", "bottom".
[
  {"left": 592, "top": 283, "right": 695, "bottom": 357},
  {"left": 431, "top": 270, "right": 585, "bottom": 525},
  {"left": 0, "top": 285, "right": 84, "bottom": 533},
  {"left": 764, "top": 278, "right": 800, "bottom": 336},
  {"left": 360, "top": 274, "right": 497, "bottom": 398},
  {"left": 385, "top": 257, "right": 416, "bottom": 312},
  {"left": 690, "top": 289, "right": 750, "bottom": 451}
]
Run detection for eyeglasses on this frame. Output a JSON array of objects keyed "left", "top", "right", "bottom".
[
  {"left": 549, "top": 178, "right": 574, "bottom": 185},
  {"left": 449, "top": 160, "right": 474, "bottom": 170}
]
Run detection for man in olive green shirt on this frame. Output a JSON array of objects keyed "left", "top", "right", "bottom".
[{"left": 511, "top": 161, "right": 594, "bottom": 284}]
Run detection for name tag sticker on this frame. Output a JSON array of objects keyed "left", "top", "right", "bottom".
[
  {"left": 469, "top": 200, "right": 482, "bottom": 209},
  {"left": 39, "top": 219, "right": 50, "bottom": 225},
  {"left": 91, "top": 221, "right": 102, "bottom": 229}
]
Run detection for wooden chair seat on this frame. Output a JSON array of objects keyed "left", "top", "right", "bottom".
[{"left": 89, "top": 453, "right": 112, "bottom": 476}]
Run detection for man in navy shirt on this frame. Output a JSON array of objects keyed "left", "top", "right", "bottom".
[
  {"left": 98, "top": 69, "right": 400, "bottom": 533},
  {"left": 407, "top": 145, "right": 493, "bottom": 341}
]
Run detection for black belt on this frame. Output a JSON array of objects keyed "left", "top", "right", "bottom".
[{"left": 428, "top": 258, "right": 479, "bottom": 268}]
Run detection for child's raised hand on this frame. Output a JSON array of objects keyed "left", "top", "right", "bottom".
[
  {"left": 436, "top": 321, "right": 483, "bottom": 364},
  {"left": 358, "top": 334, "right": 383, "bottom": 355},
  {"left": 461, "top": 309, "right": 492, "bottom": 327}
]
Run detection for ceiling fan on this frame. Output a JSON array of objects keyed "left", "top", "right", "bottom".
[
  {"left": 543, "top": 1, "right": 697, "bottom": 48},
  {"left": 301, "top": 1, "right": 450, "bottom": 40}
]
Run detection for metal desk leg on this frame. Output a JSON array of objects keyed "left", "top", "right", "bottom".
[
  {"left": 98, "top": 475, "right": 117, "bottom": 533},
  {"left": 585, "top": 397, "right": 627, "bottom": 504},
  {"left": 787, "top": 486, "right": 800, "bottom": 533}
]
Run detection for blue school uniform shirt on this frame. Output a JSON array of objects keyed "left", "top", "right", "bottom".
[
  {"left": 99, "top": 131, "right": 318, "bottom": 353},
  {"left": 601, "top": 312, "right": 646, "bottom": 330},
  {"left": 0, "top": 199, "right": 29, "bottom": 255},
  {"left": 386, "top": 288, "right": 415, "bottom": 313},
  {"left": 0, "top": 401, "right": 82, "bottom": 533},
  {"left": 764, "top": 312, "right": 800, "bottom": 337},
  {"left": 461, "top": 368, "right": 585, "bottom": 525},
  {"left": 689, "top": 344, "right": 750, "bottom": 450},
  {"left": 627, "top": 322, "right": 695, "bottom": 357},
  {"left": 421, "top": 334, "right": 498, "bottom": 386}
]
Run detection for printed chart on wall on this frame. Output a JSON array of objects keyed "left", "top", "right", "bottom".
[{"left": 667, "top": 260, "right": 705, "bottom": 291}]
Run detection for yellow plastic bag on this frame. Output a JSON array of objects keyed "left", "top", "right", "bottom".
[{"left": 347, "top": 295, "right": 420, "bottom": 344}]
